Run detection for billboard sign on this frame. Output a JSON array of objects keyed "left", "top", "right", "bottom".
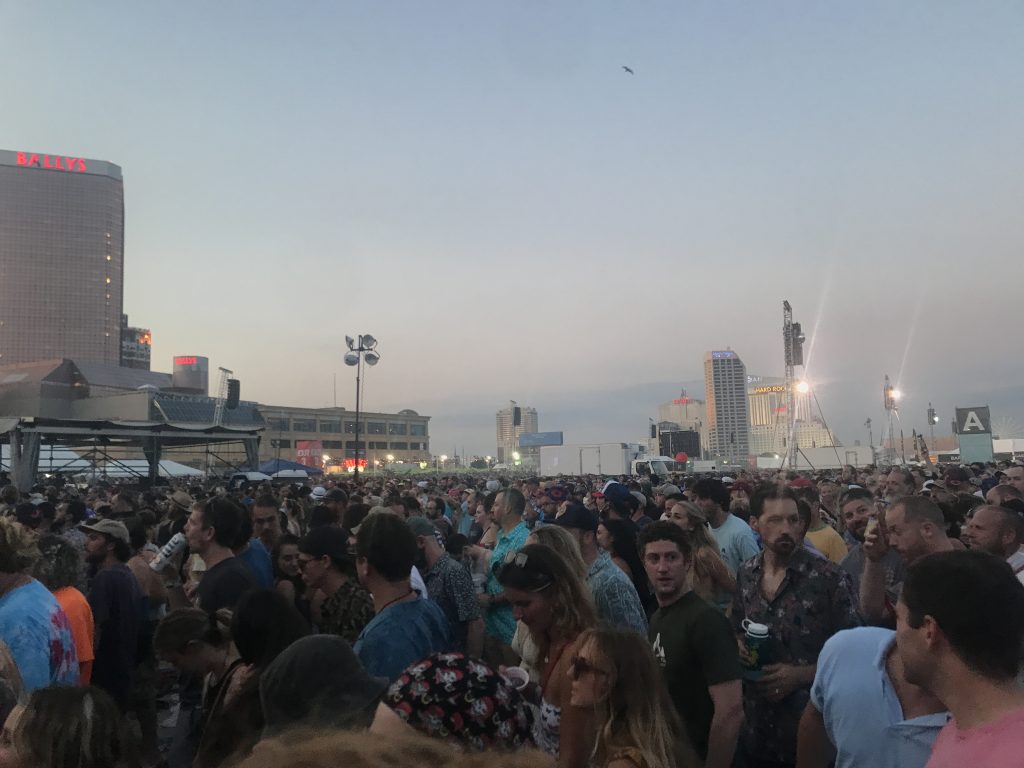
[
  {"left": 295, "top": 440, "right": 324, "bottom": 468},
  {"left": 518, "top": 431, "right": 564, "bottom": 448},
  {"left": 955, "top": 406, "right": 993, "bottom": 463},
  {"left": 955, "top": 407, "right": 991, "bottom": 434}
]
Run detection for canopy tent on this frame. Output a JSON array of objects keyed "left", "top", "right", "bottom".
[
  {"left": 258, "top": 458, "right": 323, "bottom": 476},
  {"left": 0, "top": 416, "right": 262, "bottom": 491},
  {"left": 271, "top": 469, "right": 309, "bottom": 479},
  {"left": 0, "top": 446, "right": 203, "bottom": 478}
]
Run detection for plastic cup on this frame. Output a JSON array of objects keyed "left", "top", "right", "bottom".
[{"left": 501, "top": 666, "right": 530, "bottom": 690}]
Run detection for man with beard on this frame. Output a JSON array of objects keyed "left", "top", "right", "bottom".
[
  {"left": 693, "top": 478, "right": 760, "bottom": 574},
  {"left": 732, "top": 486, "right": 860, "bottom": 768},
  {"left": 861, "top": 496, "right": 954, "bottom": 626},
  {"left": 962, "top": 504, "right": 1024, "bottom": 583},
  {"left": 80, "top": 518, "right": 143, "bottom": 711},
  {"left": 883, "top": 468, "right": 917, "bottom": 502},
  {"left": 838, "top": 488, "right": 906, "bottom": 597},
  {"left": 408, "top": 516, "right": 482, "bottom": 656}
]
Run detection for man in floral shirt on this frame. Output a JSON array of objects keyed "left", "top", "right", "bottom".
[{"left": 732, "top": 485, "right": 860, "bottom": 768}]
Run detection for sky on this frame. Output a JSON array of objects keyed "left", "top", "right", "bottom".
[{"left": 3, "top": 1, "right": 1022, "bottom": 456}]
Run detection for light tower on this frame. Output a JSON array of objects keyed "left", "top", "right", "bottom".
[
  {"left": 883, "top": 374, "right": 901, "bottom": 465},
  {"left": 782, "top": 300, "right": 806, "bottom": 469}
]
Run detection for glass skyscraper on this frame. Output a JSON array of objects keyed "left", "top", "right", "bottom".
[{"left": 0, "top": 149, "right": 124, "bottom": 366}]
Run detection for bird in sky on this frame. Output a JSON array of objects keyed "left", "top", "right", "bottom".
[{"left": 622, "top": 65, "right": 634, "bottom": 74}]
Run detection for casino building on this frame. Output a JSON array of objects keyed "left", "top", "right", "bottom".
[{"left": 0, "top": 149, "right": 127, "bottom": 366}]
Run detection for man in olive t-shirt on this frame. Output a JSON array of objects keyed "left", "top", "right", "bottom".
[{"left": 640, "top": 522, "right": 744, "bottom": 768}]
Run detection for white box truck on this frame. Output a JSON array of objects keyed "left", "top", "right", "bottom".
[{"left": 540, "top": 445, "right": 685, "bottom": 477}]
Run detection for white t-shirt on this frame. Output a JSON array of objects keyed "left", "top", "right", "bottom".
[{"left": 1006, "top": 549, "right": 1024, "bottom": 586}]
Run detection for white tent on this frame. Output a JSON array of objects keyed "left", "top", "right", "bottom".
[{"left": 1, "top": 446, "right": 203, "bottom": 478}]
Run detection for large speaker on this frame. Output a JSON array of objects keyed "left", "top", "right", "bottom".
[{"left": 226, "top": 379, "right": 241, "bottom": 409}]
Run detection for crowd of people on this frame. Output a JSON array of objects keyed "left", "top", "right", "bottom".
[{"left": 0, "top": 458, "right": 1021, "bottom": 767}]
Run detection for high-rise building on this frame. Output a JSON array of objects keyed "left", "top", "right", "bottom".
[
  {"left": 0, "top": 149, "right": 124, "bottom": 366},
  {"left": 746, "top": 375, "right": 811, "bottom": 426},
  {"left": 496, "top": 403, "right": 539, "bottom": 464},
  {"left": 703, "top": 350, "right": 749, "bottom": 464},
  {"left": 120, "top": 315, "right": 152, "bottom": 370},
  {"left": 657, "top": 390, "right": 708, "bottom": 458}
]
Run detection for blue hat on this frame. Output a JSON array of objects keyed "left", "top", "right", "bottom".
[{"left": 552, "top": 505, "right": 599, "bottom": 533}]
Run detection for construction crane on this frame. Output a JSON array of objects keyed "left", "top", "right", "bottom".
[{"left": 213, "top": 366, "right": 233, "bottom": 426}]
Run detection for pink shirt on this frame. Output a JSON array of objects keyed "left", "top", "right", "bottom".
[{"left": 927, "top": 707, "right": 1024, "bottom": 767}]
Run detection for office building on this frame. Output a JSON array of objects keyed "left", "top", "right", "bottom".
[
  {"left": 120, "top": 315, "right": 152, "bottom": 370},
  {"left": 658, "top": 391, "right": 706, "bottom": 431},
  {"left": 259, "top": 405, "right": 431, "bottom": 468},
  {"left": 496, "top": 403, "right": 538, "bottom": 464},
  {"left": 658, "top": 391, "right": 707, "bottom": 457},
  {"left": 703, "top": 350, "right": 749, "bottom": 464},
  {"left": 0, "top": 149, "right": 124, "bottom": 366}
]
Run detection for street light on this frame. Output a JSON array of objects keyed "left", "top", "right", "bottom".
[
  {"left": 795, "top": 380, "right": 810, "bottom": 394},
  {"left": 344, "top": 334, "right": 381, "bottom": 477}
]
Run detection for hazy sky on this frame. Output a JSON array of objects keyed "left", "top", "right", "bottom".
[{"left": 3, "top": 1, "right": 1022, "bottom": 456}]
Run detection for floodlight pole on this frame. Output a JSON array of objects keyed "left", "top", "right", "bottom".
[
  {"left": 354, "top": 350, "right": 362, "bottom": 477},
  {"left": 345, "top": 335, "right": 381, "bottom": 478}
]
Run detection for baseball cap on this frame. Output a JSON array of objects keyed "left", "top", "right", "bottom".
[
  {"left": 325, "top": 488, "right": 348, "bottom": 504},
  {"left": 655, "top": 483, "right": 680, "bottom": 497},
  {"left": 310, "top": 486, "right": 328, "bottom": 502},
  {"left": 944, "top": 467, "right": 972, "bottom": 485},
  {"left": 406, "top": 516, "right": 437, "bottom": 538},
  {"left": 78, "top": 519, "right": 130, "bottom": 544},
  {"left": 298, "top": 526, "right": 351, "bottom": 564},
  {"left": 551, "top": 505, "right": 599, "bottom": 533},
  {"left": 544, "top": 485, "right": 568, "bottom": 503},
  {"left": 721, "top": 476, "right": 736, "bottom": 485},
  {"left": 600, "top": 482, "right": 632, "bottom": 507},
  {"left": 630, "top": 490, "right": 648, "bottom": 509}
]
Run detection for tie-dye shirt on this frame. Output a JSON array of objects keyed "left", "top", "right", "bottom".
[{"left": 0, "top": 579, "right": 79, "bottom": 691}]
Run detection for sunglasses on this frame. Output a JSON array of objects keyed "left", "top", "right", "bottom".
[
  {"left": 501, "top": 551, "right": 553, "bottom": 591},
  {"left": 570, "top": 656, "right": 609, "bottom": 681}
]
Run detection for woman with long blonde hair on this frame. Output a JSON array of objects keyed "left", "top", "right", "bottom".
[
  {"left": 569, "top": 627, "right": 695, "bottom": 768},
  {"left": 662, "top": 501, "right": 735, "bottom": 611},
  {"left": 511, "top": 525, "right": 590, "bottom": 681},
  {"left": 497, "top": 543, "right": 597, "bottom": 768}
]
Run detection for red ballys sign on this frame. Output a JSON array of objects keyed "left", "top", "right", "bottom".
[
  {"left": 15, "top": 152, "right": 87, "bottom": 173},
  {"left": 174, "top": 356, "right": 198, "bottom": 366}
]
